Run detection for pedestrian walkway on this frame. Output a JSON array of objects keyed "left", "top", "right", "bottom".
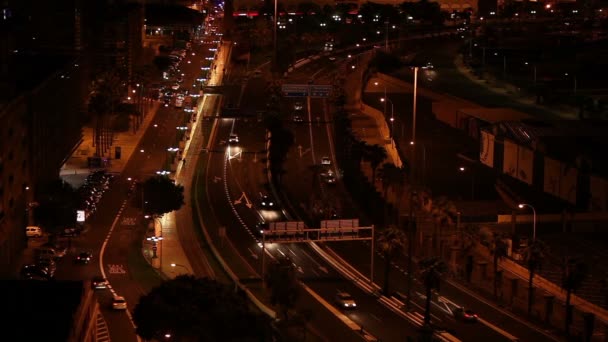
[
  {"left": 60, "top": 99, "right": 160, "bottom": 184},
  {"left": 453, "top": 55, "right": 578, "bottom": 120}
]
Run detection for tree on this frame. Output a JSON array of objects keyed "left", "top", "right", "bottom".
[
  {"left": 266, "top": 256, "right": 299, "bottom": 320},
  {"left": 141, "top": 176, "right": 185, "bottom": 216},
  {"left": 429, "top": 196, "right": 458, "bottom": 255},
  {"left": 33, "top": 180, "right": 79, "bottom": 236},
  {"left": 378, "top": 162, "right": 408, "bottom": 223},
  {"left": 265, "top": 119, "right": 295, "bottom": 185},
  {"left": 88, "top": 70, "right": 124, "bottom": 156},
  {"left": 524, "top": 239, "right": 548, "bottom": 315},
  {"left": 377, "top": 226, "right": 407, "bottom": 295},
  {"left": 490, "top": 232, "right": 509, "bottom": 298},
  {"left": 361, "top": 144, "right": 387, "bottom": 184},
  {"left": 563, "top": 258, "right": 588, "bottom": 337},
  {"left": 419, "top": 256, "right": 447, "bottom": 325},
  {"left": 133, "top": 275, "right": 272, "bottom": 341}
]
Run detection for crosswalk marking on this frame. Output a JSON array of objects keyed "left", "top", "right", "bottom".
[{"left": 96, "top": 312, "right": 111, "bottom": 342}]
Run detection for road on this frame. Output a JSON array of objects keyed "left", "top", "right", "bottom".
[
  {"left": 281, "top": 56, "right": 513, "bottom": 342},
  {"left": 279, "top": 40, "right": 562, "bottom": 342}
]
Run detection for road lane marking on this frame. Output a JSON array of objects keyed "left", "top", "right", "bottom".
[{"left": 478, "top": 317, "right": 520, "bottom": 341}]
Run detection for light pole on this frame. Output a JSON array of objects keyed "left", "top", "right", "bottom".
[
  {"left": 170, "top": 263, "right": 191, "bottom": 274},
  {"left": 518, "top": 203, "right": 537, "bottom": 242},
  {"left": 458, "top": 166, "right": 475, "bottom": 200},
  {"left": 273, "top": 0, "right": 278, "bottom": 70},
  {"left": 374, "top": 81, "right": 387, "bottom": 116},
  {"left": 380, "top": 97, "right": 394, "bottom": 140},
  {"left": 412, "top": 66, "right": 419, "bottom": 145},
  {"left": 385, "top": 21, "right": 389, "bottom": 51}
]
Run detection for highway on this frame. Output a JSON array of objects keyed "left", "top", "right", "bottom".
[{"left": 278, "top": 40, "right": 561, "bottom": 342}]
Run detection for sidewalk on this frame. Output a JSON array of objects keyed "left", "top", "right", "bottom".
[{"left": 453, "top": 55, "right": 578, "bottom": 120}]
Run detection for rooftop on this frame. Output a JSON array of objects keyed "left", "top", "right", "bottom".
[
  {"left": 1, "top": 280, "right": 84, "bottom": 341},
  {"left": 145, "top": 4, "right": 205, "bottom": 27}
]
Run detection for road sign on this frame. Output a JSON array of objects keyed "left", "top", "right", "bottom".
[
  {"left": 282, "top": 84, "right": 309, "bottom": 97},
  {"left": 310, "top": 85, "right": 332, "bottom": 98}
]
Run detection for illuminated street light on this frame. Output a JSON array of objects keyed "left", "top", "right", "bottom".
[
  {"left": 170, "top": 263, "right": 191, "bottom": 274},
  {"left": 518, "top": 203, "right": 537, "bottom": 242}
]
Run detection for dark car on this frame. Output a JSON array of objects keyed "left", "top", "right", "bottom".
[
  {"left": 20, "top": 264, "right": 51, "bottom": 280},
  {"left": 61, "top": 227, "right": 80, "bottom": 237},
  {"left": 75, "top": 251, "right": 93, "bottom": 264},
  {"left": 92, "top": 276, "right": 108, "bottom": 290},
  {"left": 36, "top": 259, "right": 57, "bottom": 277},
  {"left": 255, "top": 221, "right": 270, "bottom": 237},
  {"left": 454, "top": 307, "right": 478, "bottom": 322},
  {"left": 259, "top": 195, "right": 274, "bottom": 210}
]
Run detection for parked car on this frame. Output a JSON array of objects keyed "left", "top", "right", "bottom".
[
  {"left": 36, "top": 259, "right": 57, "bottom": 277},
  {"left": 112, "top": 296, "right": 127, "bottom": 310},
  {"left": 20, "top": 264, "right": 51, "bottom": 280},
  {"left": 25, "top": 226, "right": 42, "bottom": 238},
  {"left": 35, "top": 247, "right": 62, "bottom": 261},
  {"left": 61, "top": 227, "right": 80, "bottom": 237},
  {"left": 42, "top": 243, "right": 67, "bottom": 258},
  {"left": 335, "top": 291, "right": 357, "bottom": 309}
]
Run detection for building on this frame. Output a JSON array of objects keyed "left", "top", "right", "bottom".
[
  {"left": 0, "top": 0, "right": 91, "bottom": 274},
  {"left": 480, "top": 120, "right": 608, "bottom": 212},
  {"left": 1, "top": 280, "right": 100, "bottom": 341}
]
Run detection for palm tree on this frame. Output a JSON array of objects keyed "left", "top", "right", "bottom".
[
  {"left": 524, "top": 239, "right": 548, "bottom": 315},
  {"left": 88, "top": 70, "right": 124, "bottom": 156},
  {"left": 429, "top": 196, "right": 458, "bottom": 256},
  {"left": 377, "top": 226, "right": 407, "bottom": 295},
  {"left": 361, "top": 144, "right": 387, "bottom": 185},
  {"left": 378, "top": 162, "right": 408, "bottom": 223},
  {"left": 490, "top": 232, "right": 509, "bottom": 298},
  {"left": 563, "top": 258, "right": 588, "bottom": 337},
  {"left": 419, "top": 256, "right": 447, "bottom": 325}
]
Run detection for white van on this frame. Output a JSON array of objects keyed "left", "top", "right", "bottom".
[{"left": 25, "top": 226, "right": 42, "bottom": 238}]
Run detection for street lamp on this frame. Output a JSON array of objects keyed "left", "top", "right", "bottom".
[
  {"left": 518, "top": 203, "right": 536, "bottom": 242},
  {"left": 380, "top": 97, "right": 394, "bottom": 139},
  {"left": 170, "top": 263, "right": 191, "bottom": 274},
  {"left": 458, "top": 166, "right": 475, "bottom": 200}
]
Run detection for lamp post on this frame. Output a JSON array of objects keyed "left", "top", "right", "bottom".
[
  {"left": 518, "top": 203, "right": 537, "bottom": 242},
  {"left": 411, "top": 67, "right": 419, "bottom": 145},
  {"left": 458, "top": 166, "right": 475, "bottom": 200},
  {"left": 170, "top": 263, "right": 191, "bottom": 274},
  {"left": 380, "top": 97, "right": 394, "bottom": 140}
]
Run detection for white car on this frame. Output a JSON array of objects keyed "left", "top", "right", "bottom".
[
  {"left": 335, "top": 291, "right": 357, "bottom": 309},
  {"left": 228, "top": 133, "right": 239, "bottom": 144},
  {"left": 112, "top": 296, "right": 127, "bottom": 310},
  {"left": 25, "top": 226, "right": 42, "bottom": 238},
  {"left": 321, "top": 156, "right": 331, "bottom": 165},
  {"left": 293, "top": 101, "right": 303, "bottom": 111}
]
